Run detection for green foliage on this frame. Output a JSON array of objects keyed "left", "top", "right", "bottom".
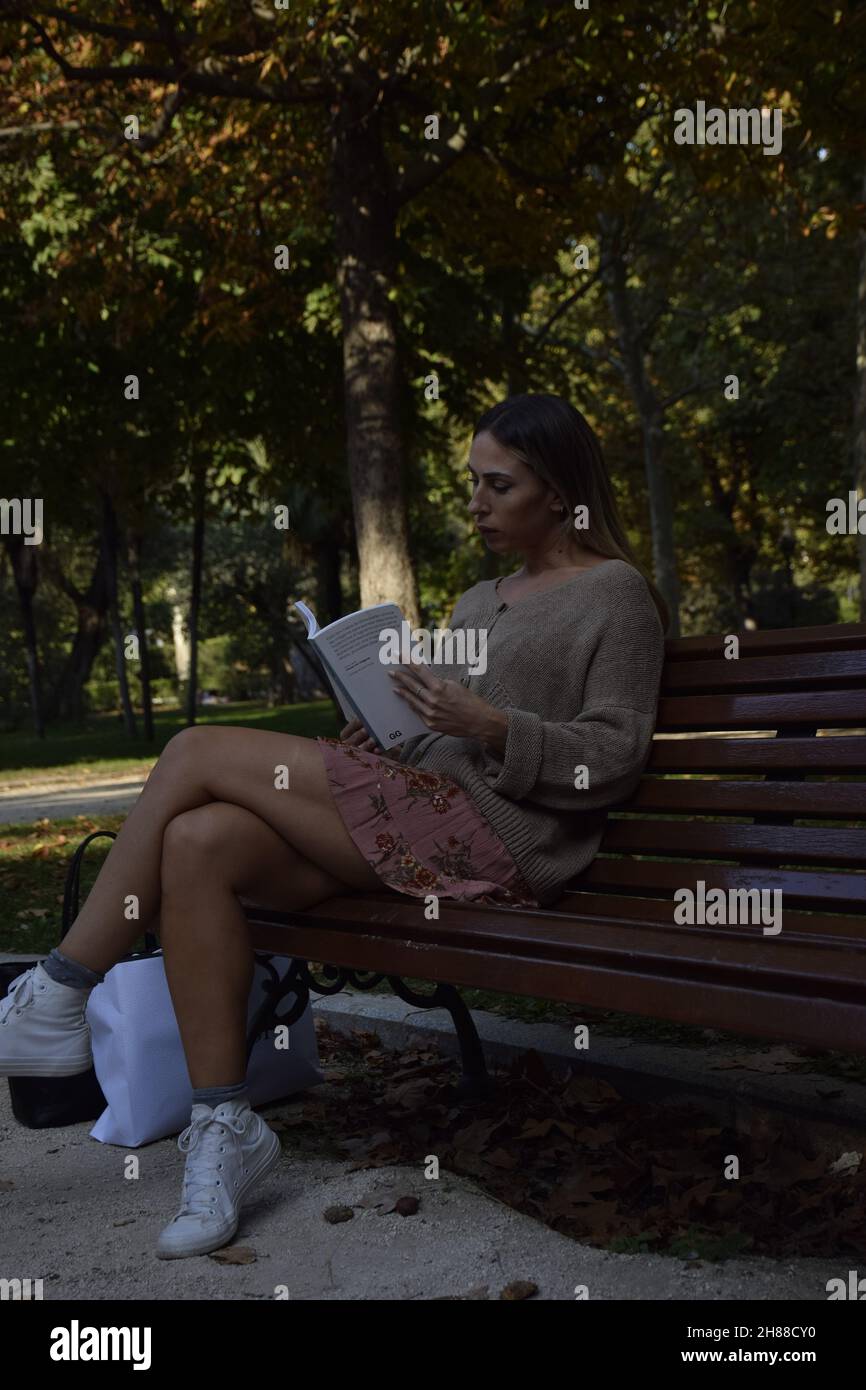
[{"left": 0, "top": 0, "right": 862, "bottom": 742}]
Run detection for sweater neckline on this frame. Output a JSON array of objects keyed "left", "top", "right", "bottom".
[{"left": 491, "top": 559, "right": 620, "bottom": 610}]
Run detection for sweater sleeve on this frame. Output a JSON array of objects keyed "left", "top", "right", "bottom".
[{"left": 484, "top": 605, "right": 665, "bottom": 811}]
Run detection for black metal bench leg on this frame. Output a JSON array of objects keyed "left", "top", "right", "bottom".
[
  {"left": 436, "top": 984, "right": 496, "bottom": 1100},
  {"left": 386, "top": 975, "right": 495, "bottom": 1100},
  {"left": 246, "top": 953, "right": 495, "bottom": 1101}
]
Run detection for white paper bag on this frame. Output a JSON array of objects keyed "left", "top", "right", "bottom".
[{"left": 86, "top": 950, "right": 324, "bottom": 1147}]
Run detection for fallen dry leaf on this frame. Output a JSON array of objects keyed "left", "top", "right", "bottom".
[
  {"left": 392, "top": 1195, "right": 419, "bottom": 1217},
  {"left": 710, "top": 1047, "right": 803, "bottom": 1073},
  {"left": 499, "top": 1279, "right": 538, "bottom": 1300},
  {"left": 208, "top": 1246, "right": 257, "bottom": 1265},
  {"left": 322, "top": 1205, "right": 354, "bottom": 1224},
  {"left": 828, "top": 1151, "right": 862, "bottom": 1176}
]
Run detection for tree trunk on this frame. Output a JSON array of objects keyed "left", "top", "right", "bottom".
[
  {"left": 5, "top": 536, "right": 45, "bottom": 737},
  {"left": 329, "top": 92, "right": 420, "bottom": 627},
  {"left": 101, "top": 491, "right": 137, "bottom": 737},
  {"left": 703, "top": 446, "right": 761, "bottom": 629},
  {"left": 287, "top": 639, "right": 324, "bottom": 702},
  {"left": 47, "top": 548, "right": 110, "bottom": 721},
  {"left": 500, "top": 269, "right": 532, "bottom": 396},
  {"left": 598, "top": 214, "right": 682, "bottom": 636},
  {"left": 127, "top": 529, "right": 154, "bottom": 740},
  {"left": 314, "top": 532, "right": 343, "bottom": 627},
  {"left": 186, "top": 464, "right": 206, "bottom": 726},
  {"left": 854, "top": 166, "right": 866, "bottom": 618}
]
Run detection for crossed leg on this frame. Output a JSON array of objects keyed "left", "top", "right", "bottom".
[{"left": 59, "top": 727, "right": 384, "bottom": 1085}]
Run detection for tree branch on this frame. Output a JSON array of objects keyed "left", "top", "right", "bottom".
[
  {"left": 392, "top": 32, "right": 580, "bottom": 206},
  {"left": 9, "top": 1, "right": 290, "bottom": 58},
  {"left": 658, "top": 375, "right": 719, "bottom": 411},
  {"left": 134, "top": 82, "right": 186, "bottom": 152},
  {"left": 0, "top": 118, "right": 83, "bottom": 138},
  {"left": 518, "top": 321, "right": 627, "bottom": 376},
  {"left": 39, "top": 545, "right": 84, "bottom": 607},
  {"left": 13, "top": 4, "right": 163, "bottom": 45},
  {"left": 15, "top": 9, "right": 335, "bottom": 104},
  {"left": 530, "top": 264, "right": 616, "bottom": 349}
]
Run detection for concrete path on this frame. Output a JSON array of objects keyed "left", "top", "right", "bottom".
[{"left": 0, "top": 775, "right": 146, "bottom": 824}]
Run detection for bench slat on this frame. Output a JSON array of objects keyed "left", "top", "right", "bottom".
[
  {"left": 601, "top": 819, "right": 866, "bottom": 865},
  {"left": 657, "top": 689, "right": 866, "bottom": 730},
  {"left": 547, "top": 890, "right": 866, "bottom": 940},
  {"left": 647, "top": 735, "right": 866, "bottom": 771},
  {"left": 662, "top": 648, "right": 866, "bottom": 694},
  {"left": 623, "top": 778, "right": 866, "bottom": 817},
  {"left": 250, "top": 885, "right": 866, "bottom": 942},
  {"left": 574, "top": 858, "right": 866, "bottom": 911},
  {"left": 664, "top": 622, "right": 866, "bottom": 660}
]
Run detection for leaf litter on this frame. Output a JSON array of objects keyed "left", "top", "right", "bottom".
[{"left": 262, "top": 1019, "right": 866, "bottom": 1261}]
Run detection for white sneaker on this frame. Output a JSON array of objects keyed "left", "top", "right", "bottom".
[
  {"left": 155, "top": 1097, "right": 282, "bottom": 1260},
  {"left": 0, "top": 961, "right": 95, "bottom": 1077}
]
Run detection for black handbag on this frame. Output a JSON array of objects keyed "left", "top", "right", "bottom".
[{"left": 2, "top": 829, "right": 158, "bottom": 1129}]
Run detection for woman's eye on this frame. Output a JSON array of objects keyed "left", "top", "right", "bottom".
[{"left": 467, "top": 476, "right": 509, "bottom": 494}]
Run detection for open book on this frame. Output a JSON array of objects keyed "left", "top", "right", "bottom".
[{"left": 292, "top": 600, "right": 431, "bottom": 751}]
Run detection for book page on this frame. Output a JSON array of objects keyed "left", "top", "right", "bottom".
[{"left": 314, "top": 604, "right": 429, "bottom": 747}]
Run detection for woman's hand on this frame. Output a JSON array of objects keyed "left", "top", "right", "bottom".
[
  {"left": 387, "top": 661, "right": 507, "bottom": 748},
  {"left": 339, "top": 717, "right": 385, "bottom": 755}
]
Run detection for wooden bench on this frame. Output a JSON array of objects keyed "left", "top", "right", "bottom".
[{"left": 244, "top": 619, "right": 866, "bottom": 1095}]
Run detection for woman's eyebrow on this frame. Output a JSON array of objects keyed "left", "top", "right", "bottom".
[{"left": 467, "top": 465, "right": 513, "bottom": 479}]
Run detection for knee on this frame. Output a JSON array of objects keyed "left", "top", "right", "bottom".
[
  {"left": 159, "top": 725, "right": 212, "bottom": 775},
  {"left": 161, "top": 804, "right": 235, "bottom": 887}
]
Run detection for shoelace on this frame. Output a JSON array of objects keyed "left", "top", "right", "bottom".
[
  {"left": 0, "top": 968, "right": 38, "bottom": 1024},
  {"left": 175, "top": 1111, "right": 250, "bottom": 1214}
]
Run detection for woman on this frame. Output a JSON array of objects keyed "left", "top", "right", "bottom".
[{"left": 0, "top": 392, "right": 668, "bottom": 1260}]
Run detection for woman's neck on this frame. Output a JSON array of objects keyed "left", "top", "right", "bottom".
[{"left": 516, "top": 542, "right": 600, "bottom": 577}]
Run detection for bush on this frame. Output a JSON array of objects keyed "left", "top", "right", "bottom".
[
  {"left": 86, "top": 679, "right": 120, "bottom": 712},
  {"left": 148, "top": 677, "right": 179, "bottom": 705}
]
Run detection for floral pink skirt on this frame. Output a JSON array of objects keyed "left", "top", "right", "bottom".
[{"left": 317, "top": 736, "right": 540, "bottom": 908}]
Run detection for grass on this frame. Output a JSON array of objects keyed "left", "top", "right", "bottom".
[{"left": 0, "top": 700, "right": 341, "bottom": 784}]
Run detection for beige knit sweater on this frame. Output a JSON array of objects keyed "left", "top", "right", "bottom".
[{"left": 396, "top": 559, "right": 666, "bottom": 906}]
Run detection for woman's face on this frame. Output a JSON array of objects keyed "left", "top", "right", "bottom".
[{"left": 467, "top": 430, "right": 563, "bottom": 553}]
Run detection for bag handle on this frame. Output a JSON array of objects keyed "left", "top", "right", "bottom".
[{"left": 62, "top": 830, "right": 159, "bottom": 954}]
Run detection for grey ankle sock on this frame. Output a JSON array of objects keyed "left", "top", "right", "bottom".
[
  {"left": 192, "top": 1080, "right": 249, "bottom": 1109},
  {"left": 42, "top": 947, "right": 106, "bottom": 990}
]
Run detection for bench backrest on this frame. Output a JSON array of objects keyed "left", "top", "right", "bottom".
[{"left": 564, "top": 621, "right": 866, "bottom": 935}]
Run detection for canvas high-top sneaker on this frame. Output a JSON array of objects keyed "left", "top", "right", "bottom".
[
  {"left": 155, "top": 1097, "right": 282, "bottom": 1259},
  {"left": 0, "top": 961, "right": 95, "bottom": 1077}
]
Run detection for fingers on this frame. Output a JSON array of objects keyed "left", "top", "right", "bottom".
[{"left": 339, "top": 718, "right": 383, "bottom": 755}]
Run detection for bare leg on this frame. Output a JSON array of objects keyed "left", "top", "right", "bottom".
[
  {"left": 59, "top": 727, "right": 382, "bottom": 974},
  {"left": 159, "top": 801, "right": 349, "bottom": 1087}
]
